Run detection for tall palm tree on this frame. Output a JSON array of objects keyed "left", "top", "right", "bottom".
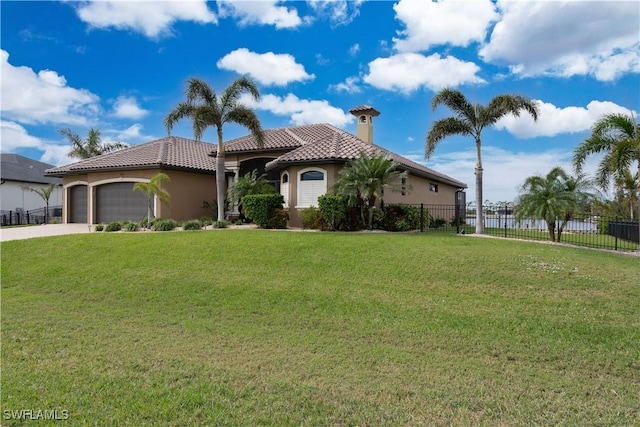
[
  {"left": 426, "top": 88, "right": 539, "bottom": 234},
  {"left": 515, "top": 167, "right": 595, "bottom": 242},
  {"left": 133, "top": 173, "right": 171, "bottom": 228},
  {"left": 334, "top": 151, "right": 408, "bottom": 230},
  {"left": 58, "top": 128, "right": 127, "bottom": 159},
  {"left": 573, "top": 113, "right": 639, "bottom": 220},
  {"left": 164, "top": 77, "right": 264, "bottom": 222}
]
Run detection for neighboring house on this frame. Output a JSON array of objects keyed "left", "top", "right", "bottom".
[
  {"left": 46, "top": 106, "right": 467, "bottom": 226},
  {"left": 1, "top": 153, "right": 63, "bottom": 213}
]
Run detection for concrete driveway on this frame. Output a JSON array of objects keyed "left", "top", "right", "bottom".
[{"left": 0, "top": 224, "right": 93, "bottom": 242}]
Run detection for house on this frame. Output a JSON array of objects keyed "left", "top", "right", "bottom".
[
  {"left": 1, "top": 153, "right": 63, "bottom": 215},
  {"left": 46, "top": 106, "right": 467, "bottom": 227}
]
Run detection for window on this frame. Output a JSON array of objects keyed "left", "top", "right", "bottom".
[
  {"left": 359, "top": 115, "right": 368, "bottom": 123},
  {"left": 300, "top": 171, "right": 324, "bottom": 181},
  {"left": 429, "top": 183, "right": 439, "bottom": 193},
  {"left": 297, "top": 168, "right": 327, "bottom": 207},
  {"left": 281, "top": 172, "right": 289, "bottom": 207}
]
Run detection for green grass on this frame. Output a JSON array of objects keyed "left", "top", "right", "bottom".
[{"left": 2, "top": 231, "right": 639, "bottom": 426}]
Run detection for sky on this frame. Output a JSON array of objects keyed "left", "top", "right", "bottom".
[{"left": 1, "top": 0, "right": 638, "bottom": 203}]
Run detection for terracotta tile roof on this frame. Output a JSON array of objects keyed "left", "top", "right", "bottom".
[
  {"left": 225, "top": 123, "right": 337, "bottom": 153},
  {"left": 349, "top": 105, "right": 381, "bottom": 116},
  {"left": 45, "top": 136, "right": 217, "bottom": 176},
  {"left": 264, "top": 124, "right": 466, "bottom": 188}
]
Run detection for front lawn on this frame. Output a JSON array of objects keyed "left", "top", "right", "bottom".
[{"left": 1, "top": 231, "right": 638, "bottom": 426}]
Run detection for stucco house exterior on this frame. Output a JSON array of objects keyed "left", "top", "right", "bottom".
[
  {"left": 1, "top": 153, "right": 63, "bottom": 214},
  {"left": 46, "top": 106, "right": 466, "bottom": 227}
]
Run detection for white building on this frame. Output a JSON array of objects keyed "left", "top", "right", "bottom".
[{"left": 1, "top": 154, "right": 63, "bottom": 214}]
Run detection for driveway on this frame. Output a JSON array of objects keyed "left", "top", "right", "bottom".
[{"left": 0, "top": 224, "right": 93, "bottom": 242}]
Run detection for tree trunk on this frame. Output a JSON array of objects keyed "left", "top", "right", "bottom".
[
  {"left": 475, "top": 166, "right": 484, "bottom": 234},
  {"left": 474, "top": 137, "right": 484, "bottom": 234},
  {"left": 216, "top": 128, "right": 226, "bottom": 222},
  {"left": 147, "top": 198, "right": 153, "bottom": 229},
  {"left": 547, "top": 220, "right": 556, "bottom": 242}
]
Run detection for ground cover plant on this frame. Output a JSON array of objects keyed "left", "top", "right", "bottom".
[{"left": 1, "top": 231, "right": 639, "bottom": 426}]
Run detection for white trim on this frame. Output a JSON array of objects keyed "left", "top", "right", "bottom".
[
  {"left": 64, "top": 181, "right": 89, "bottom": 224},
  {"left": 281, "top": 172, "right": 290, "bottom": 208}
]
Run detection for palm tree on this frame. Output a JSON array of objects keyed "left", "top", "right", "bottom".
[
  {"left": 334, "top": 151, "right": 408, "bottom": 230},
  {"left": 515, "top": 167, "right": 595, "bottom": 242},
  {"left": 28, "top": 183, "right": 58, "bottom": 223},
  {"left": 573, "top": 113, "right": 639, "bottom": 220},
  {"left": 58, "top": 128, "right": 127, "bottom": 159},
  {"left": 426, "top": 88, "right": 539, "bottom": 234},
  {"left": 164, "top": 77, "right": 264, "bottom": 222},
  {"left": 228, "top": 170, "right": 274, "bottom": 205},
  {"left": 133, "top": 173, "right": 171, "bottom": 228}
]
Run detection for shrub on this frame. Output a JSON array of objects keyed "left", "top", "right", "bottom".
[
  {"left": 50, "top": 218, "right": 59, "bottom": 224},
  {"left": 243, "top": 194, "right": 285, "bottom": 228},
  {"left": 153, "top": 219, "right": 177, "bottom": 231},
  {"left": 213, "top": 220, "right": 230, "bottom": 229},
  {"left": 430, "top": 218, "right": 447, "bottom": 229},
  {"left": 300, "top": 207, "right": 322, "bottom": 229},
  {"left": 317, "top": 195, "right": 361, "bottom": 231},
  {"left": 139, "top": 217, "right": 157, "bottom": 229},
  {"left": 199, "top": 216, "right": 213, "bottom": 226},
  {"left": 95, "top": 224, "right": 104, "bottom": 232},
  {"left": 182, "top": 220, "right": 203, "bottom": 231},
  {"left": 105, "top": 221, "right": 122, "bottom": 232},
  {"left": 266, "top": 209, "right": 289, "bottom": 229},
  {"left": 123, "top": 221, "right": 139, "bottom": 232}
]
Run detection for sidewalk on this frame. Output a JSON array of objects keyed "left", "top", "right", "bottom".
[{"left": 0, "top": 224, "right": 93, "bottom": 242}]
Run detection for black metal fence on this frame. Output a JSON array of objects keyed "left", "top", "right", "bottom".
[
  {"left": 0, "top": 206, "right": 63, "bottom": 226},
  {"left": 401, "top": 204, "right": 639, "bottom": 252}
]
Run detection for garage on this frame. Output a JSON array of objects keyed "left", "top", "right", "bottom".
[
  {"left": 95, "top": 182, "right": 147, "bottom": 224},
  {"left": 69, "top": 185, "right": 88, "bottom": 223}
]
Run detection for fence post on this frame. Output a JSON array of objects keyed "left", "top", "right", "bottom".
[
  {"left": 9, "top": 210, "right": 13, "bottom": 225},
  {"left": 420, "top": 203, "right": 424, "bottom": 232},
  {"left": 614, "top": 216, "right": 618, "bottom": 251},
  {"left": 27, "top": 211, "right": 30, "bottom": 224},
  {"left": 504, "top": 204, "right": 508, "bottom": 238}
]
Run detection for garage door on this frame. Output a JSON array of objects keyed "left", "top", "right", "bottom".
[
  {"left": 69, "top": 185, "right": 88, "bottom": 223},
  {"left": 96, "top": 182, "right": 147, "bottom": 223}
]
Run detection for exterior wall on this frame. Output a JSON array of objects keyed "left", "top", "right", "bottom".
[
  {"left": 384, "top": 174, "right": 461, "bottom": 205},
  {"left": 280, "top": 163, "right": 343, "bottom": 228},
  {"left": 0, "top": 180, "right": 63, "bottom": 212},
  {"left": 61, "top": 169, "right": 216, "bottom": 224},
  {"left": 161, "top": 170, "right": 216, "bottom": 220}
]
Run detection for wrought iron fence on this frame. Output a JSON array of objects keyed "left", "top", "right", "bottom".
[
  {"left": 398, "top": 204, "right": 639, "bottom": 252},
  {"left": 0, "top": 206, "right": 63, "bottom": 226}
]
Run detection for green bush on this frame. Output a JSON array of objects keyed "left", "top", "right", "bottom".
[
  {"left": 430, "top": 218, "right": 447, "bottom": 229},
  {"left": 182, "top": 220, "right": 203, "bottom": 231},
  {"left": 199, "top": 216, "right": 213, "bottom": 226},
  {"left": 317, "top": 195, "right": 361, "bottom": 231},
  {"left": 139, "top": 217, "right": 157, "bottom": 229},
  {"left": 152, "top": 219, "right": 177, "bottom": 231},
  {"left": 213, "top": 220, "right": 229, "bottom": 229},
  {"left": 123, "top": 221, "right": 139, "bottom": 232},
  {"left": 300, "top": 207, "right": 322, "bottom": 229},
  {"left": 95, "top": 224, "right": 104, "bottom": 232},
  {"left": 266, "top": 208, "right": 289, "bottom": 229},
  {"left": 242, "top": 194, "right": 285, "bottom": 228},
  {"left": 105, "top": 221, "right": 122, "bottom": 232}
]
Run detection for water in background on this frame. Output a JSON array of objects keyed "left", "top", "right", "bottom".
[{"left": 466, "top": 215, "right": 599, "bottom": 232}]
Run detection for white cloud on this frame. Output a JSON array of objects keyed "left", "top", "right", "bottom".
[
  {"left": 407, "top": 145, "right": 604, "bottom": 203},
  {"left": 240, "top": 93, "right": 354, "bottom": 127},
  {"left": 495, "top": 100, "right": 636, "bottom": 138},
  {"left": 75, "top": 0, "right": 217, "bottom": 38},
  {"left": 0, "top": 120, "right": 71, "bottom": 166},
  {"left": 393, "top": 0, "right": 498, "bottom": 52},
  {"left": 0, "top": 50, "right": 100, "bottom": 126},
  {"left": 349, "top": 43, "right": 360, "bottom": 56},
  {"left": 330, "top": 76, "right": 362, "bottom": 93},
  {"left": 217, "top": 1, "right": 302, "bottom": 29},
  {"left": 217, "top": 48, "right": 314, "bottom": 86},
  {"left": 307, "top": 0, "right": 364, "bottom": 26},
  {"left": 480, "top": 0, "right": 640, "bottom": 81},
  {"left": 112, "top": 96, "right": 149, "bottom": 119},
  {"left": 363, "top": 53, "right": 485, "bottom": 93}
]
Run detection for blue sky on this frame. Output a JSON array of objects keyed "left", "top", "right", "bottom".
[{"left": 1, "top": 0, "right": 638, "bottom": 203}]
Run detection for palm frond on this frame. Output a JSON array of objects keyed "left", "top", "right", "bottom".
[{"left": 425, "top": 117, "right": 471, "bottom": 159}]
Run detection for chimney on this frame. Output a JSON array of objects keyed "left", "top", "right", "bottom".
[{"left": 349, "top": 105, "right": 380, "bottom": 144}]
